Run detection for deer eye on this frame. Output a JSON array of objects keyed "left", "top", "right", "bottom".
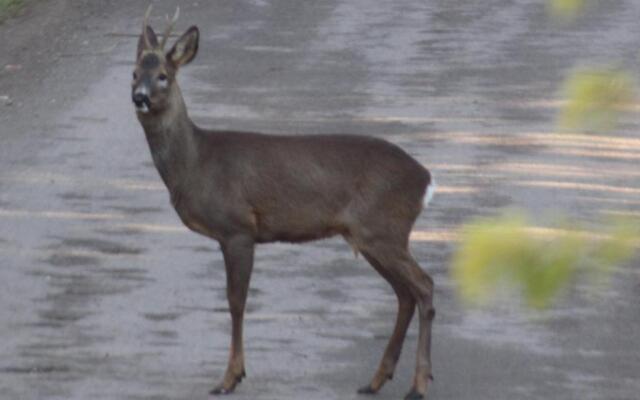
[{"left": 158, "top": 74, "right": 168, "bottom": 82}]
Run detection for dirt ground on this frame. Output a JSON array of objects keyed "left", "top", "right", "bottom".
[{"left": 1, "top": 1, "right": 639, "bottom": 399}]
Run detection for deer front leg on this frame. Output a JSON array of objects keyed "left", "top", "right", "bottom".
[{"left": 210, "top": 235, "right": 255, "bottom": 395}]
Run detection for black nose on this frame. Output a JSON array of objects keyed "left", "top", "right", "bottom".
[{"left": 132, "top": 93, "right": 148, "bottom": 107}]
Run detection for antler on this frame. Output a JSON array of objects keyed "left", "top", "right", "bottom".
[
  {"left": 160, "top": 6, "right": 180, "bottom": 50},
  {"left": 142, "top": 4, "right": 154, "bottom": 49}
]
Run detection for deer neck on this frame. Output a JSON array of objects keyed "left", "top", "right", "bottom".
[{"left": 138, "top": 84, "right": 197, "bottom": 192}]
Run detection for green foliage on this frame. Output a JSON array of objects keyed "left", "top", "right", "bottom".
[
  {"left": 547, "top": 0, "right": 587, "bottom": 20},
  {"left": 0, "top": 0, "right": 22, "bottom": 21},
  {"left": 586, "top": 218, "right": 639, "bottom": 282},
  {"left": 558, "top": 68, "right": 635, "bottom": 133},
  {"left": 452, "top": 0, "right": 639, "bottom": 313},
  {"left": 452, "top": 211, "right": 638, "bottom": 309},
  {"left": 549, "top": 1, "right": 636, "bottom": 134}
]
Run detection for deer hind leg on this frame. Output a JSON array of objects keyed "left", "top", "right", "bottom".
[
  {"left": 359, "top": 242, "right": 435, "bottom": 400},
  {"left": 358, "top": 252, "right": 416, "bottom": 395},
  {"left": 403, "top": 256, "right": 435, "bottom": 400},
  {"left": 210, "top": 235, "right": 254, "bottom": 395}
]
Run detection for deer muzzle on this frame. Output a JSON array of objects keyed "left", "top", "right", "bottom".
[{"left": 132, "top": 90, "right": 151, "bottom": 113}]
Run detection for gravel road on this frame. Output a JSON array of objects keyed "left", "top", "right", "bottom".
[{"left": 1, "top": 1, "right": 639, "bottom": 399}]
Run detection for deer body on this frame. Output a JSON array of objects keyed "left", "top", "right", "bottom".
[
  {"left": 141, "top": 105, "right": 429, "bottom": 244},
  {"left": 132, "top": 8, "right": 436, "bottom": 400}
]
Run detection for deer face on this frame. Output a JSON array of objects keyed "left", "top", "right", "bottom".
[{"left": 132, "top": 7, "right": 199, "bottom": 115}]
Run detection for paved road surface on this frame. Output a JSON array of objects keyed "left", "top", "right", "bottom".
[{"left": 1, "top": 1, "right": 639, "bottom": 399}]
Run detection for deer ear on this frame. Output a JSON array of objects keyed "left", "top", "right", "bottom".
[
  {"left": 137, "top": 26, "right": 159, "bottom": 59},
  {"left": 167, "top": 26, "right": 199, "bottom": 67}
]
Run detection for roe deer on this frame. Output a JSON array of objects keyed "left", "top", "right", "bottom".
[{"left": 131, "top": 7, "right": 436, "bottom": 400}]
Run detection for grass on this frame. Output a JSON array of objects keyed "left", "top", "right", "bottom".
[{"left": 0, "top": 0, "right": 23, "bottom": 22}]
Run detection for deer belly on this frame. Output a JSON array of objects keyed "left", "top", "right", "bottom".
[{"left": 253, "top": 210, "right": 343, "bottom": 244}]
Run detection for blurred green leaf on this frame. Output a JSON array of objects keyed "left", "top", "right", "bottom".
[
  {"left": 548, "top": 0, "right": 587, "bottom": 20},
  {"left": 558, "top": 68, "right": 635, "bottom": 133},
  {"left": 452, "top": 212, "right": 529, "bottom": 305},
  {"left": 0, "top": 0, "right": 22, "bottom": 21},
  {"left": 452, "top": 211, "right": 637, "bottom": 309},
  {"left": 586, "top": 218, "right": 639, "bottom": 282}
]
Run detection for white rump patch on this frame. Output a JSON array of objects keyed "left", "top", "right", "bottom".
[{"left": 423, "top": 177, "right": 436, "bottom": 208}]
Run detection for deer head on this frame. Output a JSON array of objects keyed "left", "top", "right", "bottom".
[{"left": 131, "top": 6, "right": 199, "bottom": 115}]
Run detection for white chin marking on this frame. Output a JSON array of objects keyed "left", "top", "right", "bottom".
[
  {"left": 423, "top": 177, "right": 436, "bottom": 208},
  {"left": 136, "top": 104, "right": 150, "bottom": 114}
]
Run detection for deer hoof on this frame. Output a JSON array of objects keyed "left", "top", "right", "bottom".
[
  {"left": 209, "top": 386, "right": 231, "bottom": 396},
  {"left": 209, "top": 384, "right": 236, "bottom": 396},
  {"left": 209, "top": 367, "right": 246, "bottom": 396},
  {"left": 357, "top": 384, "right": 378, "bottom": 395},
  {"left": 404, "top": 388, "right": 424, "bottom": 400},
  {"left": 210, "top": 375, "right": 244, "bottom": 395}
]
